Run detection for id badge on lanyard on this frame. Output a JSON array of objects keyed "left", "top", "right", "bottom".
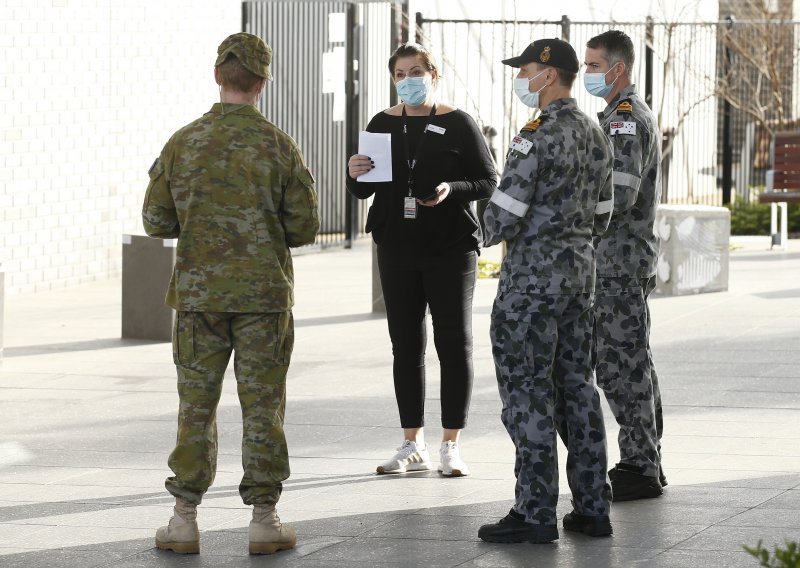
[
  {"left": 402, "top": 103, "right": 437, "bottom": 220},
  {"left": 403, "top": 196, "right": 417, "bottom": 219}
]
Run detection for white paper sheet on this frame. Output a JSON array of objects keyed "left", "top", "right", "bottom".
[{"left": 356, "top": 131, "right": 392, "bottom": 183}]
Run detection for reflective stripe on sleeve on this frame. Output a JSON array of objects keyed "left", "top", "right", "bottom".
[
  {"left": 612, "top": 170, "right": 641, "bottom": 188},
  {"left": 595, "top": 200, "right": 613, "bottom": 215},
  {"left": 489, "top": 189, "right": 529, "bottom": 217}
]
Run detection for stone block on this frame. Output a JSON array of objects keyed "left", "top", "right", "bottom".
[
  {"left": 121, "top": 235, "right": 175, "bottom": 341},
  {"left": 654, "top": 205, "right": 730, "bottom": 296}
]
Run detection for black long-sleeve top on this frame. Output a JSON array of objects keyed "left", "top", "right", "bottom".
[{"left": 346, "top": 109, "right": 497, "bottom": 255}]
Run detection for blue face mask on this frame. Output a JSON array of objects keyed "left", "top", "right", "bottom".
[
  {"left": 513, "top": 69, "right": 547, "bottom": 108},
  {"left": 395, "top": 76, "right": 431, "bottom": 106},
  {"left": 584, "top": 64, "right": 619, "bottom": 98}
]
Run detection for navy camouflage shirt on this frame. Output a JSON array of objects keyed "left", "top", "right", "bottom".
[
  {"left": 484, "top": 98, "right": 613, "bottom": 295},
  {"left": 595, "top": 84, "right": 662, "bottom": 278}
]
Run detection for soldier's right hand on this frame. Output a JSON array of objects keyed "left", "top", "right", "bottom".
[{"left": 348, "top": 154, "right": 374, "bottom": 179}]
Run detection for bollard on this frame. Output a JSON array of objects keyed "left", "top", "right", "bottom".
[{"left": 121, "top": 235, "right": 176, "bottom": 341}]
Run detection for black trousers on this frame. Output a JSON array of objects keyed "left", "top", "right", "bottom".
[{"left": 377, "top": 246, "right": 477, "bottom": 429}]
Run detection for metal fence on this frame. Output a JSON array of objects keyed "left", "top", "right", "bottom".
[
  {"left": 243, "top": 0, "right": 398, "bottom": 249},
  {"left": 239, "top": 5, "right": 799, "bottom": 248},
  {"left": 415, "top": 15, "right": 800, "bottom": 206}
]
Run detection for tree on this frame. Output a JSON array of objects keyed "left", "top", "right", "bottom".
[{"left": 717, "top": 0, "right": 795, "bottom": 139}]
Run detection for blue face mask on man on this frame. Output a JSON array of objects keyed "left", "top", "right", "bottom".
[
  {"left": 513, "top": 69, "right": 548, "bottom": 108},
  {"left": 395, "top": 76, "right": 431, "bottom": 106},
  {"left": 583, "top": 63, "right": 619, "bottom": 98}
]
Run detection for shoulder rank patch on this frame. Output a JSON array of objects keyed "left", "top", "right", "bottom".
[
  {"left": 521, "top": 115, "right": 546, "bottom": 132},
  {"left": 616, "top": 99, "right": 633, "bottom": 114}
]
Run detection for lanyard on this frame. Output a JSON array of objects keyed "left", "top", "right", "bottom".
[{"left": 401, "top": 103, "right": 437, "bottom": 197}]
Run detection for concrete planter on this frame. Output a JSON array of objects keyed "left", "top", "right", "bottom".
[
  {"left": 654, "top": 205, "right": 730, "bottom": 296},
  {"left": 121, "top": 235, "right": 175, "bottom": 341}
]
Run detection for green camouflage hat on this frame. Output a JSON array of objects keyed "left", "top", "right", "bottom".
[{"left": 215, "top": 32, "right": 273, "bottom": 80}]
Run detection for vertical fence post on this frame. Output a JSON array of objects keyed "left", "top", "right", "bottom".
[
  {"left": 560, "top": 15, "right": 570, "bottom": 42},
  {"left": 390, "top": 1, "right": 407, "bottom": 107},
  {"left": 345, "top": 3, "right": 359, "bottom": 247},
  {"left": 397, "top": 0, "right": 410, "bottom": 44},
  {"left": 645, "top": 16, "right": 654, "bottom": 109},
  {"left": 722, "top": 15, "right": 734, "bottom": 205}
]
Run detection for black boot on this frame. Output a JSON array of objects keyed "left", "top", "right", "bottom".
[
  {"left": 563, "top": 510, "right": 613, "bottom": 537},
  {"left": 609, "top": 463, "right": 663, "bottom": 501},
  {"left": 478, "top": 509, "right": 559, "bottom": 544}
]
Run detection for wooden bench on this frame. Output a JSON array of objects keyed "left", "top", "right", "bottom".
[{"left": 758, "top": 131, "right": 800, "bottom": 249}]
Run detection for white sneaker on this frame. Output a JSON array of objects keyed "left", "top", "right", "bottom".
[
  {"left": 376, "top": 440, "right": 433, "bottom": 474},
  {"left": 438, "top": 441, "right": 470, "bottom": 477}
]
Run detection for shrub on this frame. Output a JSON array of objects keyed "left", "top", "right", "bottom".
[
  {"left": 478, "top": 258, "right": 501, "bottom": 279},
  {"left": 727, "top": 202, "right": 800, "bottom": 236},
  {"left": 743, "top": 540, "right": 800, "bottom": 567}
]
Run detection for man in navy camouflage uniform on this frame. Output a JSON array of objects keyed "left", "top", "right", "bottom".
[
  {"left": 584, "top": 30, "right": 665, "bottom": 501},
  {"left": 478, "top": 38, "right": 614, "bottom": 544}
]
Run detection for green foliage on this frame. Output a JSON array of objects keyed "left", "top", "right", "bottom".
[
  {"left": 478, "top": 258, "right": 501, "bottom": 279},
  {"left": 744, "top": 540, "right": 800, "bottom": 568},
  {"left": 727, "top": 202, "right": 800, "bottom": 236}
]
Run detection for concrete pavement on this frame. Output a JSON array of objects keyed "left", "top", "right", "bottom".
[{"left": 0, "top": 237, "right": 798, "bottom": 567}]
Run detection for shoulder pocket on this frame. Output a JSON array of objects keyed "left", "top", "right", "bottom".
[
  {"left": 294, "top": 167, "right": 318, "bottom": 209},
  {"left": 297, "top": 167, "right": 315, "bottom": 187},
  {"left": 148, "top": 158, "right": 165, "bottom": 180}
]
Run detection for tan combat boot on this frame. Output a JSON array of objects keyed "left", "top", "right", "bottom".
[
  {"left": 248, "top": 503, "right": 296, "bottom": 555},
  {"left": 155, "top": 498, "right": 200, "bottom": 554}
]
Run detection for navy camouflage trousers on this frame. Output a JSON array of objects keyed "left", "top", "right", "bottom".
[
  {"left": 165, "top": 311, "right": 293, "bottom": 506},
  {"left": 490, "top": 290, "right": 611, "bottom": 526},
  {"left": 594, "top": 275, "right": 663, "bottom": 477}
]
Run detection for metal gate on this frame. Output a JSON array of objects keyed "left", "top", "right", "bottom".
[
  {"left": 243, "top": 0, "right": 403, "bottom": 249},
  {"left": 415, "top": 14, "right": 800, "bottom": 207}
]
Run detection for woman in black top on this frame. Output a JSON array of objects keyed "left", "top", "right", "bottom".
[{"left": 346, "top": 43, "right": 497, "bottom": 477}]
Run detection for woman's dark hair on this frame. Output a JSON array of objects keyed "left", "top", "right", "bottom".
[{"left": 388, "top": 42, "right": 439, "bottom": 78}]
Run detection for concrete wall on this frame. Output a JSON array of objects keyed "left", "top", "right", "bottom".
[{"left": 0, "top": 0, "right": 239, "bottom": 296}]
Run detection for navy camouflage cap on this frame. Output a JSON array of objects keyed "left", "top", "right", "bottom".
[
  {"left": 502, "top": 38, "right": 579, "bottom": 73},
  {"left": 215, "top": 32, "right": 273, "bottom": 80}
]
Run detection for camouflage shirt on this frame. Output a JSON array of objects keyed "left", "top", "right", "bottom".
[
  {"left": 595, "top": 85, "right": 662, "bottom": 277},
  {"left": 142, "top": 103, "right": 320, "bottom": 313},
  {"left": 484, "top": 98, "right": 613, "bottom": 294}
]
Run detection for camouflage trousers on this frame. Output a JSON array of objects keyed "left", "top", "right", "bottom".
[
  {"left": 165, "top": 311, "right": 293, "bottom": 506},
  {"left": 490, "top": 290, "right": 611, "bottom": 526},
  {"left": 594, "top": 275, "right": 663, "bottom": 478}
]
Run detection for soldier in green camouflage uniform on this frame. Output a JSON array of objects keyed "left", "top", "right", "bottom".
[
  {"left": 584, "top": 30, "right": 664, "bottom": 501},
  {"left": 478, "top": 39, "right": 614, "bottom": 545},
  {"left": 142, "top": 33, "right": 320, "bottom": 555}
]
